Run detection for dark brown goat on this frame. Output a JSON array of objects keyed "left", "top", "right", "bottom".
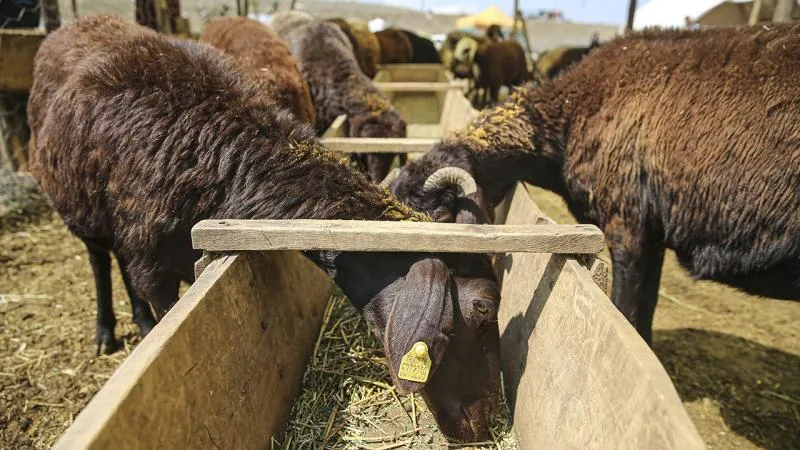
[
  {"left": 200, "top": 16, "right": 315, "bottom": 126},
  {"left": 388, "top": 24, "right": 800, "bottom": 344},
  {"left": 29, "top": 15, "right": 500, "bottom": 442},
  {"left": 271, "top": 12, "right": 407, "bottom": 183},
  {"left": 325, "top": 18, "right": 378, "bottom": 78},
  {"left": 375, "top": 28, "right": 414, "bottom": 64}
]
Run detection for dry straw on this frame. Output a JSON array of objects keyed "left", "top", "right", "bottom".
[{"left": 277, "top": 293, "right": 518, "bottom": 450}]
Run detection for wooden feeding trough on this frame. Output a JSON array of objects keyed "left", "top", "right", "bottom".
[
  {"left": 0, "top": 28, "right": 45, "bottom": 92},
  {"left": 321, "top": 65, "right": 477, "bottom": 156},
  {"left": 52, "top": 183, "right": 704, "bottom": 449}
]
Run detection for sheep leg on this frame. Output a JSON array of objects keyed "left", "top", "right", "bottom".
[
  {"left": 638, "top": 244, "right": 665, "bottom": 345},
  {"left": 610, "top": 239, "right": 664, "bottom": 346},
  {"left": 117, "top": 255, "right": 158, "bottom": 337},
  {"left": 84, "top": 240, "right": 118, "bottom": 355}
]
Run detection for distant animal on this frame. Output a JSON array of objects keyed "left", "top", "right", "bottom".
[
  {"left": 533, "top": 37, "right": 601, "bottom": 80},
  {"left": 398, "top": 29, "right": 441, "bottom": 64},
  {"left": 349, "top": 24, "right": 381, "bottom": 78},
  {"left": 375, "top": 28, "right": 414, "bottom": 64},
  {"left": 200, "top": 16, "right": 315, "bottom": 125},
  {"left": 29, "top": 14, "right": 501, "bottom": 443},
  {"left": 452, "top": 36, "right": 529, "bottom": 107},
  {"left": 387, "top": 24, "right": 800, "bottom": 344},
  {"left": 325, "top": 18, "right": 377, "bottom": 78},
  {"left": 270, "top": 11, "right": 408, "bottom": 183},
  {"left": 485, "top": 24, "right": 504, "bottom": 42}
]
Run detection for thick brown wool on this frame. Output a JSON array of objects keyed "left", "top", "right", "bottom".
[{"left": 200, "top": 16, "right": 315, "bottom": 126}]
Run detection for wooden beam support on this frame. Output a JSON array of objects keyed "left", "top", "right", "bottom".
[
  {"left": 320, "top": 137, "right": 438, "bottom": 154},
  {"left": 191, "top": 219, "right": 606, "bottom": 254},
  {"left": 373, "top": 82, "right": 466, "bottom": 92}
]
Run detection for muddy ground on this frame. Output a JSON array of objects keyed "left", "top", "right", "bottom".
[{"left": 1, "top": 199, "right": 799, "bottom": 449}]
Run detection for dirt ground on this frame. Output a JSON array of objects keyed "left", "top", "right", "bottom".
[{"left": 1, "top": 201, "right": 799, "bottom": 449}]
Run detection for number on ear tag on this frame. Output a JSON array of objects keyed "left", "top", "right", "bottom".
[{"left": 398, "top": 341, "right": 431, "bottom": 383}]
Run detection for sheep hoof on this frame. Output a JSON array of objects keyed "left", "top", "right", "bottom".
[{"left": 95, "top": 329, "right": 119, "bottom": 355}]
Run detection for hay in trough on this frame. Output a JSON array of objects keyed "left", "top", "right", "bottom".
[{"left": 277, "top": 293, "right": 518, "bottom": 450}]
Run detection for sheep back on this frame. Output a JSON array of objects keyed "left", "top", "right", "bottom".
[{"left": 200, "top": 16, "right": 316, "bottom": 126}]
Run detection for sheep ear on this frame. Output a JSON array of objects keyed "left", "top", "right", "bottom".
[{"left": 383, "top": 258, "right": 454, "bottom": 394}]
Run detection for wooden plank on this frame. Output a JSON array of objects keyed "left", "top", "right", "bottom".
[
  {"left": 407, "top": 123, "right": 443, "bottom": 138},
  {"left": 496, "top": 183, "right": 704, "bottom": 450},
  {"left": 0, "top": 29, "right": 45, "bottom": 92},
  {"left": 191, "top": 219, "right": 606, "bottom": 254},
  {"left": 322, "top": 114, "right": 347, "bottom": 138},
  {"left": 441, "top": 90, "right": 480, "bottom": 134},
  {"left": 54, "top": 251, "right": 333, "bottom": 449},
  {"left": 374, "top": 82, "right": 465, "bottom": 92},
  {"left": 320, "top": 137, "right": 438, "bottom": 154}
]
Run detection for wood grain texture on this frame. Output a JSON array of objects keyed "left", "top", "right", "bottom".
[
  {"left": 441, "top": 90, "right": 480, "bottom": 134},
  {"left": 496, "top": 183, "right": 704, "bottom": 450},
  {"left": 374, "top": 81, "right": 465, "bottom": 92},
  {"left": 0, "top": 29, "right": 45, "bottom": 92},
  {"left": 53, "top": 251, "right": 333, "bottom": 449},
  {"left": 320, "top": 137, "right": 439, "bottom": 154},
  {"left": 321, "top": 114, "right": 347, "bottom": 138},
  {"left": 191, "top": 219, "right": 606, "bottom": 254}
]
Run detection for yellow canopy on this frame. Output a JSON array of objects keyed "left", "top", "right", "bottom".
[{"left": 455, "top": 5, "right": 517, "bottom": 29}]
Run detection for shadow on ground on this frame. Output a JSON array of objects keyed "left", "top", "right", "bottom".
[{"left": 654, "top": 328, "right": 800, "bottom": 450}]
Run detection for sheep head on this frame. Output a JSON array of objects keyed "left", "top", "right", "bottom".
[
  {"left": 360, "top": 255, "right": 501, "bottom": 441},
  {"left": 384, "top": 153, "right": 492, "bottom": 225}
]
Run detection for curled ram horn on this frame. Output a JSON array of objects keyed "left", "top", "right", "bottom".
[
  {"left": 422, "top": 167, "right": 477, "bottom": 196},
  {"left": 379, "top": 167, "right": 402, "bottom": 189}
]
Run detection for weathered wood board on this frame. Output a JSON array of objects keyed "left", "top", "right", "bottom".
[
  {"left": 495, "top": 183, "right": 705, "bottom": 450},
  {"left": 374, "top": 64, "right": 460, "bottom": 84},
  {"left": 53, "top": 251, "right": 333, "bottom": 449},
  {"left": 191, "top": 219, "right": 606, "bottom": 255},
  {"left": 0, "top": 28, "right": 45, "bottom": 92}
]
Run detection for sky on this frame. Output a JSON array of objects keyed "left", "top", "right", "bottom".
[{"left": 369, "top": 0, "right": 655, "bottom": 25}]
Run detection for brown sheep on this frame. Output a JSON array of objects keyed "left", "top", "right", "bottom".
[
  {"left": 533, "top": 39, "right": 600, "bottom": 81},
  {"left": 452, "top": 36, "right": 529, "bottom": 107},
  {"left": 350, "top": 25, "right": 381, "bottom": 78},
  {"left": 199, "top": 16, "right": 315, "bottom": 126},
  {"left": 387, "top": 24, "right": 800, "bottom": 344},
  {"left": 325, "top": 18, "right": 377, "bottom": 78},
  {"left": 271, "top": 12, "right": 407, "bottom": 183},
  {"left": 375, "top": 28, "right": 414, "bottom": 64},
  {"left": 28, "top": 14, "right": 500, "bottom": 442},
  {"left": 441, "top": 30, "right": 485, "bottom": 74}
]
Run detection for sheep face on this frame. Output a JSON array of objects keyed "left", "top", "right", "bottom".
[{"left": 361, "top": 256, "right": 500, "bottom": 441}]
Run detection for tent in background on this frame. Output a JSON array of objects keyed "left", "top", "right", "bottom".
[{"left": 455, "top": 5, "right": 522, "bottom": 30}]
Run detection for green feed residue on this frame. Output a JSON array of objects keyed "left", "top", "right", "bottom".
[{"left": 276, "top": 294, "right": 518, "bottom": 450}]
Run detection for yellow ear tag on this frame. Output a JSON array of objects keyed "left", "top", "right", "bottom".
[{"left": 398, "top": 341, "right": 432, "bottom": 383}]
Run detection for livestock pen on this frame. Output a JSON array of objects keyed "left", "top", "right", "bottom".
[
  {"left": 3, "top": 43, "right": 798, "bottom": 450},
  {"left": 50, "top": 185, "right": 703, "bottom": 449},
  {"left": 44, "top": 75, "right": 704, "bottom": 449}
]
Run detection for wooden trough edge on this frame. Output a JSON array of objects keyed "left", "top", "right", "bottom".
[
  {"left": 320, "top": 137, "right": 438, "bottom": 154},
  {"left": 191, "top": 219, "right": 606, "bottom": 255},
  {"left": 373, "top": 81, "right": 465, "bottom": 92},
  {"left": 54, "top": 251, "right": 334, "bottom": 450},
  {"left": 496, "top": 183, "right": 705, "bottom": 449}
]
